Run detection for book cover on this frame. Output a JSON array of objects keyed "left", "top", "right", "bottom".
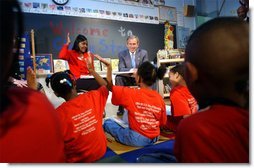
[
  {"left": 35, "top": 54, "right": 53, "bottom": 74},
  {"left": 111, "top": 59, "right": 119, "bottom": 72},
  {"left": 101, "top": 58, "right": 111, "bottom": 72},
  {"left": 53, "top": 59, "right": 69, "bottom": 73},
  {"left": 93, "top": 60, "right": 102, "bottom": 72}
]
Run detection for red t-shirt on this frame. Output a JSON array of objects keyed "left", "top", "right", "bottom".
[
  {"left": 111, "top": 85, "right": 167, "bottom": 139},
  {"left": 167, "top": 85, "right": 198, "bottom": 132},
  {"left": 174, "top": 105, "right": 249, "bottom": 163},
  {"left": 56, "top": 86, "right": 109, "bottom": 163},
  {"left": 59, "top": 44, "right": 94, "bottom": 79},
  {"left": 0, "top": 88, "right": 65, "bottom": 163},
  {"left": 170, "top": 85, "right": 198, "bottom": 116}
]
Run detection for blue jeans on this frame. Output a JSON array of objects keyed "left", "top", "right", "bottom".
[{"left": 103, "top": 119, "right": 158, "bottom": 147}]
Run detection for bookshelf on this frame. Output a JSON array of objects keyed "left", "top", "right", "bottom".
[{"left": 156, "top": 49, "right": 185, "bottom": 98}]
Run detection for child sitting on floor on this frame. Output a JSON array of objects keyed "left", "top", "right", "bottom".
[
  {"left": 100, "top": 59, "right": 167, "bottom": 147},
  {"left": 137, "top": 17, "right": 249, "bottom": 163},
  {"left": 164, "top": 64, "right": 198, "bottom": 132},
  {"left": 174, "top": 17, "right": 249, "bottom": 162},
  {"left": 45, "top": 54, "right": 112, "bottom": 163}
]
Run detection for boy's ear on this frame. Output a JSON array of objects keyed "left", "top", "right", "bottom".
[{"left": 185, "top": 62, "right": 198, "bottom": 82}]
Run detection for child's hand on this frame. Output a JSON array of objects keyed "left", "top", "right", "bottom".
[
  {"left": 94, "top": 54, "right": 110, "bottom": 67},
  {"left": 66, "top": 32, "right": 71, "bottom": 45},
  {"left": 85, "top": 52, "right": 93, "bottom": 72},
  {"left": 26, "top": 66, "right": 37, "bottom": 90},
  {"left": 11, "top": 77, "right": 27, "bottom": 88}
]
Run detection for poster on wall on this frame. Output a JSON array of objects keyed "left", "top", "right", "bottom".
[
  {"left": 35, "top": 54, "right": 53, "bottom": 74},
  {"left": 177, "top": 26, "right": 190, "bottom": 49},
  {"left": 164, "top": 22, "right": 174, "bottom": 49},
  {"left": 158, "top": 6, "right": 177, "bottom": 23}
]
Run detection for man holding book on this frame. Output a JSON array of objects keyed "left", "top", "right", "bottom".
[{"left": 115, "top": 35, "right": 148, "bottom": 115}]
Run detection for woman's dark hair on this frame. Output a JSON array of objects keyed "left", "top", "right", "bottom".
[
  {"left": 137, "top": 61, "right": 166, "bottom": 86},
  {"left": 170, "top": 64, "right": 185, "bottom": 79},
  {"left": 45, "top": 70, "right": 75, "bottom": 98},
  {"left": 72, "top": 34, "right": 88, "bottom": 52},
  {"left": 1, "top": 0, "right": 23, "bottom": 112}
]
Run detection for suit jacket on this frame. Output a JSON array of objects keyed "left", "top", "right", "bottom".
[{"left": 118, "top": 48, "right": 148, "bottom": 71}]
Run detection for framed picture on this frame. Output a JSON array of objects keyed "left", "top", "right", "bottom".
[{"left": 35, "top": 54, "right": 53, "bottom": 74}]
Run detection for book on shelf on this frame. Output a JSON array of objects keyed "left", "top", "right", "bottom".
[
  {"left": 93, "top": 60, "right": 102, "bottom": 72},
  {"left": 101, "top": 58, "right": 111, "bottom": 72},
  {"left": 53, "top": 59, "right": 69, "bottom": 73},
  {"left": 111, "top": 58, "right": 119, "bottom": 72}
]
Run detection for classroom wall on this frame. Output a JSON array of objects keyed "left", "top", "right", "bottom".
[
  {"left": 165, "top": 0, "right": 196, "bottom": 31},
  {"left": 196, "top": 0, "right": 241, "bottom": 26},
  {"left": 19, "top": 0, "right": 187, "bottom": 61},
  {"left": 23, "top": 13, "right": 165, "bottom": 61}
]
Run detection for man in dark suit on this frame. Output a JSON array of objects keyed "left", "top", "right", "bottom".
[
  {"left": 115, "top": 35, "right": 148, "bottom": 115},
  {"left": 237, "top": 0, "right": 249, "bottom": 22},
  {"left": 237, "top": 5, "right": 249, "bottom": 22}
]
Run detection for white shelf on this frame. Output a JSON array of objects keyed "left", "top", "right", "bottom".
[
  {"left": 159, "top": 58, "right": 184, "bottom": 63},
  {"left": 163, "top": 94, "right": 169, "bottom": 98}
]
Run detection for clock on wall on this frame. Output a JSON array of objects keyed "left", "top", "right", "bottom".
[{"left": 52, "top": 0, "right": 69, "bottom": 5}]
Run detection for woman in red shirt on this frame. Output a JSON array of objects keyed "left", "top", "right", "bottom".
[{"left": 59, "top": 33, "right": 100, "bottom": 91}]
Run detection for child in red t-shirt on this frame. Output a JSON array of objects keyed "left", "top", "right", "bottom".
[
  {"left": 174, "top": 17, "right": 249, "bottom": 162},
  {"left": 45, "top": 57, "right": 111, "bottom": 163},
  {"left": 0, "top": 0, "right": 65, "bottom": 163},
  {"left": 164, "top": 64, "right": 198, "bottom": 132},
  {"left": 98, "top": 57, "right": 167, "bottom": 147}
]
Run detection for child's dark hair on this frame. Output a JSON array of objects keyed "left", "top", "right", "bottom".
[
  {"left": 45, "top": 70, "right": 75, "bottom": 97},
  {"left": 72, "top": 34, "right": 88, "bottom": 52},
  {"left": 137, "top": 61, "right": 166, "bottom": 86},
  {"left": 1, "top": 0, "right": 23, "bottom": 112},
  {"left": 170, "top": 64, "right": 185, "bottom": 79}
]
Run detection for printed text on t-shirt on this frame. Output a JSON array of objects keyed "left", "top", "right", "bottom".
[{"left": 72, "top": 109, "right": 98, "bottom": 135}]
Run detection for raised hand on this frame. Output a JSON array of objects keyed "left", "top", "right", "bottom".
[
  {"left": 85, "top": 52, "right": 93, "bottom": 72},
  {"left": 26, "top": 66, "right": 37, "bottom": 90},
  {"left": 66, "top": 32, "right": 71, "bottom": 45},
  {"left": 11, "top": 77, "right": 27, "bottom": 88},
  {"left": 94, "top": 54, "right": 110, "bottom": 66}
]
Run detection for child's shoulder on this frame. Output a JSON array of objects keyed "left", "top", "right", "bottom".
[{"left": 171, "top": 85, "right": 189, "bottom": 94}]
